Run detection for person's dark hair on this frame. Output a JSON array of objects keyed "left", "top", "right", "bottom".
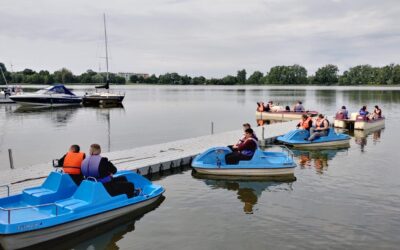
[
  {"left": 318, "top": 114, "right": 324, "bottom": 118},
  {"left": 71, "top": 144, "right": 80, "bottom": 153},
  {"left": 302, "top": 114, "right": 308, "bottom": 119},
  {"left": 245, "top": 128, "right": 254, "bottom": 134},
  {"left": 375, "top": 105, "right": 379, "bottom": 109},
  {"left": 342, "top": 106, "right": 346, "bottom": 109},
  {"left": 243, "top": 123, "right": 251, "bottom": 128},
  {"left": 362, "top": 105, "right": 367, "bottom": 110},
  {"left": 298, "top": 101, "right": 302, "bottom": 104}
]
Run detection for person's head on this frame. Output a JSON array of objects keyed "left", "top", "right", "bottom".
[
  {"left": 268, "top": 101, "right": 273, "bottom": 104},
  {"left": 69, "top": 144, "right": 80, "bottom": 153},
  {"left": 362, "top": 105, "right": 367, "bottom": 110},
  {"left": 89, "top": 144, "right": 101, "bottom": 155},
  {"left": 318, "top": 114, "right": 324, "bottom": 119},
  {"left": 301, "top": 114, "right": 308, "bottom": 120},
  {"left": 375, "top": 105, "right": 379, "bottom": 109},
  {"left": 243, "top": 123, "right": 251, "bottom": 130},
  {"left": 298, "top": 101, "right": 302, "bottom": 105},
  {"left": 244, "top": 128, "right": 254, "bottom": 138},
  {"left": 341, "top": 106, "right": 346, "bottom": 109}
]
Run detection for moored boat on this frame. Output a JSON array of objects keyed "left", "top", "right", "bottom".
[
  {"left": 9, "top": 85, "right": 81, "bottom": 106},
  {"left": 0, "top": 171, "right": 164, "bottom": 249},
  {"left": 192, "top": 146, "right": 296, "bottom": 177},
  {"left": 354, "top": 115, "right": 385, "bottom": 130},
  {"left": 256, "top": 110, "right": 319, "bottom": 121},
  {"left": 277, "top": 128, "right": 351, "bottom": 149}
]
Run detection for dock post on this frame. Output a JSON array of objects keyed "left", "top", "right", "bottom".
[
  {"left": 262, "top": 126, "right": 265, "bottom": 140},
  {"left": 8, "top": 149, "right": 14, "bottom": 169},
  {"left": 211, "top": 121, "right": 214, "bottom": 135}
]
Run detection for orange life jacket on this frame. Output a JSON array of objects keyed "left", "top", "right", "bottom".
[
  {"left": 63, "top": 152, "right": 85, "bottom": 175},
  {"left": 257, "top": 102, "right": 264, "bottom": 112},
  {"left": 299, "top": 117, "right": 312, "bottom": 129}
]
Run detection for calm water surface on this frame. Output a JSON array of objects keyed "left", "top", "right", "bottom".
[{"left": 1, "top": 86, "right": 399, "bottom": 249}]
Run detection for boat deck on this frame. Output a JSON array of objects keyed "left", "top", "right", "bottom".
[{"left": 0, "top": 121, "right": 297, "bottom": 196}]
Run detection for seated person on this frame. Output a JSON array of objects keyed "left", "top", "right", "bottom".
[
  {"left": 359, "top": 105, "right": 369, "bottom": 116},
  {"left": 58, "top": 144, "right": 85, "bottom": 185},
  {"left": 293, "top": 101, "right": 305, "bottom": 112},
  {"left": 81, "top": 144, "right": 135, "bottom": 198},
  {"left": 265, "top": 101, "right": 273, "bottom": 112},
  {"left": 285, "top": 106, "right": 291, "bottom": 112},
  {"left": 370, "top": 105, "right": 382, "bottom": 119},
  {"left": 336, "top": 106, "right": 349, "bottom": 119},
  {"left": 296, "top": 114, "right": 313, "bottom": 131},
  {"left": 308, "top": 114, "right": 330, "bottom": 141},
  {"left": 256, "top": 102, "right": 265, "bottom": 112},
  {"left": 225, "top": 128, "right": 258, "bottom": 165},
  {"left": 229, "top": 123, "right": 258, "bottom": 150}
]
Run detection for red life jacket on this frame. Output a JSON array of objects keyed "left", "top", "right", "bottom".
[{"left": 63, "top": 152, "right": 85, "bottom": 175}]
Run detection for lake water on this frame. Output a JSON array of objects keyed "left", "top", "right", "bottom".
[{"left": 1, "top": 85, "right": 400, "bottom": 249}]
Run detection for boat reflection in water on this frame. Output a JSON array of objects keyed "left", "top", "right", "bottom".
[
  {"left": 33, "top": 196, "right": 165, "bottom": 250},
  {"left": 292, "top": 148, "right": 349, "bottom": 174},
  {"left": 192, "top": 172, "right": 295, "bottom": 214},
  {"left": 13, "top": 105, "right": 81, "bottom": 125},
  {"left": 350, "top": 126, "right": 384, "bottom": 152},
  {"left": 256, "top": 119, "right": 283, "bottom": 126}
]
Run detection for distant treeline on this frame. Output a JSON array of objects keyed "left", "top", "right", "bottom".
[{"left": 1, "top": 63, "right": 400, "bottom": 85}]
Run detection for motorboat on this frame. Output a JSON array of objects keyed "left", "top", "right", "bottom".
[
  {"left": 9, "top": 85, "right": 82, "bottom": 106},
  {"left": 0, "top": 171, "right": 164, "bottom": 249},
  {"left": 277, "top": 128, "right": 351, "bottom": 149},
  {"left": 256, "top": 110, "right": 319, "bottom": 121},
  {"left": 192, "top": 146, "right": 296, "bottom": 177}
]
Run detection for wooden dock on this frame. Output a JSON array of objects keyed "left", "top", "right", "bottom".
[{"left": 0, "top": 121, "right": 298, "bottom": 196}]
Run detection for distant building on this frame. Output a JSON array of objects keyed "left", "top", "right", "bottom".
[{"left": 117, "top": 72, "right": 149, "bottom": 82}]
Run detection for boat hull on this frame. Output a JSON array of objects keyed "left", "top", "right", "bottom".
[
  {"left": 9, "top": 96, "right": 82, "bottom": 106},
  {"left": 82, "top": 94, "right": 124, "bottom": 105},
  {"left": 255, "top": 111, "right": 318, "bottom": 121},
  {"left": 354, "top": 118, "right": 385, "bottom": 130},
  {"left": 193, "top": 167, "right": 295, "bottom": 177},
  {"left": 0, "top": 194, "right": 163, "bottom": 250},
  {"left": 289, "top": 139, "right": 350, "bottom": 149}
]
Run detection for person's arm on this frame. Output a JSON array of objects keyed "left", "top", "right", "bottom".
[
  {"left": 323, "top": 120, "right": 329, "bottom": 130},
  {"left": 58, "top": 154, "right": 66, "bottom": 167}
]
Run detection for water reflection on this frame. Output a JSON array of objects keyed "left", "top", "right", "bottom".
[
  {"left": 292, "top": 148, "right": 349, "bottom": 174},
  {"left": 192, "top": 172, "right": 295, "bottom": 214},
  {"left": 349, "top": 126, "right": 384, "bottom": 152},
  {"left": 13, "top": 105, "right": 80, "bottom": 126},
  {"left": 33, "top": 196, "right": 165, "bottom": 250}
]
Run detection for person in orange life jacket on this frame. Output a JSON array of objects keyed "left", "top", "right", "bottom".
[
  {"left": 308, "top": 114, "right": 330, "bottom": 141},
  {"left": 58, "top": 144, "right": 85, "bottom": 185},
  {"left": 296, "top": 114, "right": 312, "bottom": 131},
  {"left": 257, "top": 102, "right": 265, "bottom": 112},
  {"left": 81, "top": 144, "right": 135, "bottom": 198},
  {"left": 228, "top": 123, "right": 258, "bottom": 150},
  {"left": 225, "top": 128, "right": 258, "bottom": 165}
]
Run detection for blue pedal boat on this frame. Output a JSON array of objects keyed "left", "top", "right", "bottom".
[
  {"left": 0, "top": 171, "right": 164, "bottom": 249},
  {"left": 192, "top": 146, "right": 296, "bottom": 177},
  {"left": 277, "top": 128, "right": 351, "bottom": 149}
]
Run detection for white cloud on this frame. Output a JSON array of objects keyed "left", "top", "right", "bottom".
[{"left": 1, "top": 0, "right": 399, "bottom": 77}]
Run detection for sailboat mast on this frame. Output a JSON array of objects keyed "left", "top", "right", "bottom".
[
  {"left": 0, "top": 66, "right": 8, "bottom": 86},
  {"left": 103, "top": 13, "right": 109, "bottom": 83}
]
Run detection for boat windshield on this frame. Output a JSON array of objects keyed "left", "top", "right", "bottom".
[{"left": 35, "top": 85, "right": 74, "bottom": 95}]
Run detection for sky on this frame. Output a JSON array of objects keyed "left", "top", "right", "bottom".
[{"left": 1, "top": 0, "right": 399, "bottom": 77}]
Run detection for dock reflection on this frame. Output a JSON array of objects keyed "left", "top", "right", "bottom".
[
  {"left": 350, "top": 126, "right": 384, "bottom": 152},
  {"left": 192, "top": 172, "right": 295, "bottom": 214}
]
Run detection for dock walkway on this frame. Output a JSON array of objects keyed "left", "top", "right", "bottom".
[{"left": 0, "top": 121, "right": 297, "bottom": 196}]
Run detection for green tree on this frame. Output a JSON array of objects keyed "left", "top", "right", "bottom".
[
  {"left": 246, "top": 71, "right": 263, "bottom": 85},
  {"left": 0, "top": 62, "right": 11, "bottom": 84},
  {"left": 338, "top": 65, "right": 378, "bottom": 85},
  {"left": 267, "top": 65, "right": 307, "bottom": 85},
  {"left": 313, "top": 64, "right": 339, "bottom": 85},
  {"left": 53, "top": 68, "right": 75, "bottom": 84},
  {"left": 237, "top": 69, "right": 246, "bottom": 84},
  {"left": 221, "top": 75, "right": 237, "bottom": 85},
  {"left": 191, "top": 76, "right": 206, "bottom": 85}
]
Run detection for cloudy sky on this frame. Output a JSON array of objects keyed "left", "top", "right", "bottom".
[{"left": 1, "top": 0, "right": 399, "bottom": 77}]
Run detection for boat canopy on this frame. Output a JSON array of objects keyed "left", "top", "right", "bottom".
[{"left": 37, "top": 84, "right": 76, "bottom": 96}]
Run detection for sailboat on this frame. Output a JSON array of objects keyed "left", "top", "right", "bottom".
[
  {"left": 82, "top": 14, "right": 125, "bottom": 105},
  {"left": 0, "top": 66, "right": 22, "bottom": 104}
]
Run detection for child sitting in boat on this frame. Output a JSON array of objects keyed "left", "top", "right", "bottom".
[
  {"left": 58, "top": 144, "right": 85, "bottom": 185},
  {"left": 225, "top": 128, "right": 258, "bottom": 164},
  {"left": 308, "top": 114, "right": 330, "bottom": 141},
  {"left": 81, "top": 144, "right": 135, "bottom": 198}
]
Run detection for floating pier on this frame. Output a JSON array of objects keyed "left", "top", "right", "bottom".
[{"left": 0, "top": 121, "right": 298, "bottom": 196}]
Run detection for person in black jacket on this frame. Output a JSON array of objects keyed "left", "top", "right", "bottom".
[{"left": 81, "top": 144, "right": 135, "bottom": 198}]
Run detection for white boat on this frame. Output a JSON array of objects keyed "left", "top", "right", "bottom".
[
  {"left": 334, "top": 112, "right": 358, "bottom": 129},
  {"left": 354, "top": 116, "right": 385, "bottom": 130},
  {"left": 255, "top": 110, "right": 318, "bottom": 121},
  {"left": 82, "top": 14, "right": 124, "bottom": 105},
  {"left": 9, "top": 85, "right": 81, "bottom": 106}
]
